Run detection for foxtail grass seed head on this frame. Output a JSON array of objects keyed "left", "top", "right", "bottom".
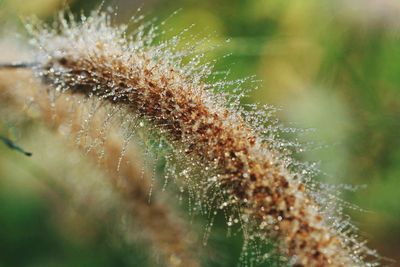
[
  {"left": 0, "top": 66, "right": 200, "bottom": 267},
  {"left": 22, "top": 10, "right": 380, "bottom": 266}
]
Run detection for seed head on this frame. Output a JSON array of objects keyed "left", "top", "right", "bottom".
[{"left": 25, "top": 10, "right": 380, "bottom": 266}]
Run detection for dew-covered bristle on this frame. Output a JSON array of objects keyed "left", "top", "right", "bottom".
[
  {"left": 27, "top": 10, "right": 380, "bottom": 266},
  {"left": 0, "top": 64, "right": 201, "bottom": 267}
]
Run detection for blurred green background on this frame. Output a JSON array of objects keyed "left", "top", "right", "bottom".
[{"left": 0, "top": 0, "right": 399, "bottom": 266}]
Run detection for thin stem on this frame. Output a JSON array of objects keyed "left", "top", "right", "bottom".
[
  {"left": 0, "top": 135, "right": 33, "bottom": 156},
  {"left": 0, "top": 62, "right": 37, "bottom": 69}
]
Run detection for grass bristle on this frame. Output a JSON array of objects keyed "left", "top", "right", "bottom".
[{"left": 20, "top": 10, "right": 382, "bottom": 266}]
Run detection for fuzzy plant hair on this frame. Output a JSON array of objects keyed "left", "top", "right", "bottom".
[
  {"left": 0, "top": 9, "right": 381, "bottom": 267},
  {"left": 0, "top": 64, "right": 200, "bottom": 267}
]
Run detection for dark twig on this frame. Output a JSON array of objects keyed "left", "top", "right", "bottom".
[
  {"left": 0, "top": 62, "right": 37, "bottom": 69},
  {"left": 0, "top": 135, "right": 32, "bottom": 156}
]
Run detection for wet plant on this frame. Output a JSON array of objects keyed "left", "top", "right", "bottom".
[
  {"left": 0, "top": 9, "right": 381, "bottom": 267},
  {"left": 0, "top": 66, "right": 200, "bottom": 267}
]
